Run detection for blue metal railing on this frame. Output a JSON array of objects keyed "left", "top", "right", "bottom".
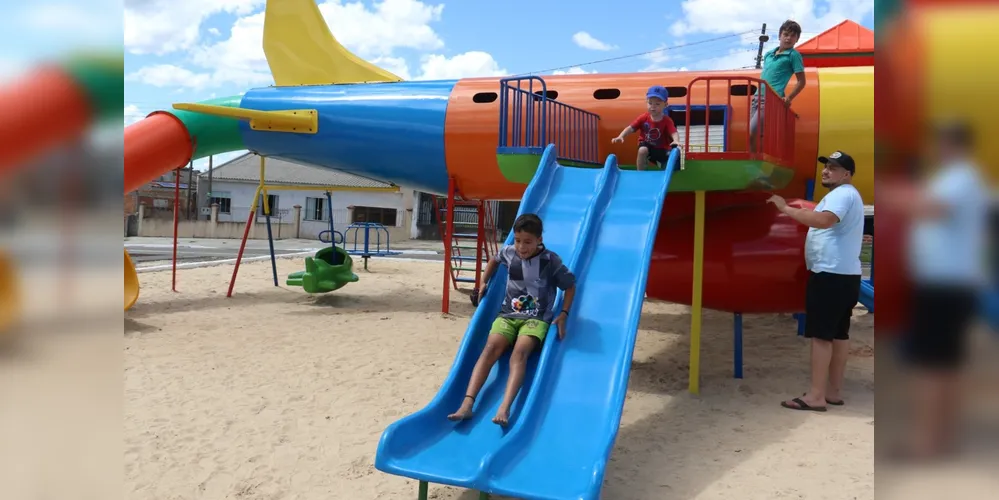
[{"left": 498, "top": 76, "right": 601, "bottom": 164}]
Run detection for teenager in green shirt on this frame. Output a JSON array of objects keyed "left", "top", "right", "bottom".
[{"left": 750, "top": 20, "right": 806, "bottom": 153}]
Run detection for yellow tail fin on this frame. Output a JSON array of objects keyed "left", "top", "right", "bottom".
[{"left": 263, "top": 0, "right": 403, "bottom": 86}]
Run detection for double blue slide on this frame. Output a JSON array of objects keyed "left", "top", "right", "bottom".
[{"left": 375, "top": 144, "right": 680, "bottom": 499}]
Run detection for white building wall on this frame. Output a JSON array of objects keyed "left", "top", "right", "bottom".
[{"left": 200, "top": 180, "right": 409, "bottom": 238}]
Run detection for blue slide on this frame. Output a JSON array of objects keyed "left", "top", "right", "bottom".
[
  {"left": 376, "top": 144, "right": 679, "bottom": 499},
  {"left": 858, "top": 278, "right": 874, "bottom": 312}
]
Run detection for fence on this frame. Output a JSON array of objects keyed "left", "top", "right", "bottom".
[
  {"left": 684, "top": 76, "right": 798, "bottom": 165},
  {"left": 133, "top": 204, "right": 411, "bottom": 243},
  {"left": 498, "top": 76, "right": 601, "bottom": 165}
]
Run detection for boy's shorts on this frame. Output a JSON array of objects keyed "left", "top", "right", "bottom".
[
  {"left": 490, "top": 317, "right": 550, "bottom": 344},
  {"left": 637, "top": 142, "right": 671, "bottom": 166}
]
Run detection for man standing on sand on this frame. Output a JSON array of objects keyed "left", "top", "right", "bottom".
[{"left": 767, "top": 151, "right": 865, "bottom": 412}]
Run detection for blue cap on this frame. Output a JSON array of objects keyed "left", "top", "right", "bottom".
[{"left": 646, "top": 85, "right": 669, "bottom": 102}]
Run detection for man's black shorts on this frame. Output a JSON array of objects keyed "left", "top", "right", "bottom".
[
  {"left": 638, "top": 142, "right": 671, "bottom": 166},
  {"left": 804, "top": 271, "right": 862, "bottom": 341},
  {"left": 904, "top": 284, "right": 978, "bottom": 370}
]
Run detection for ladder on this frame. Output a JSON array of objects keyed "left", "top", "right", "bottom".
[{"left": 435, "top": 196, "right": 498, "bottom": 290}]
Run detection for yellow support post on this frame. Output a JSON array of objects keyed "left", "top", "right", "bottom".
[{"left": 688, "top": 190, "right": 705, "bottom": 395}]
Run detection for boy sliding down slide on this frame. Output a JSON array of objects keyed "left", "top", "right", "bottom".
[
  {"left": 612, "top": 85, "right": 679, "bottom": 170},
  {"left": 448, "top": 213, "right": 576, "bottom": 427}
]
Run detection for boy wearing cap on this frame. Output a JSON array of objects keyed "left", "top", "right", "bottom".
[
  {"left": 767, "top": 151, "right": 864, "bottom": 412},
  {"left": 612, "top": 85, "right": 679, "bottom": 171}
]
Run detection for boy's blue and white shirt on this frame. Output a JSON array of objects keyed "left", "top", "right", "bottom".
[{"left": 493, "top": 245, "right": 575, "bottom": 323}]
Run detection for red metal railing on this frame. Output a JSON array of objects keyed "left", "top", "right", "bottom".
[{"left": 684, "top": 76, "right": 797, "bottom": 166}]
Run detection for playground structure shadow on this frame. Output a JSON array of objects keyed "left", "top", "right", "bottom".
[{"left": 600, "top": 309, "right": 875, "bottom": 498}]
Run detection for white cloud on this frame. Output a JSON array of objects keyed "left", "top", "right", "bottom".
[
  {"left": 416, "top": 52, "right": 507, "bottom": 80},
  {"left": 699, "top": 49, "right": 759, "bottom": 71},
  {"left": 668, "top": 0, "right": 873, "bottom": 40},
  {"left": 572, "top": 32, "right": 617, "bottom": 51},
  {"left": 639, "top": 1, "right": 873, "bottom": 73},
  {"left": 371, "top": 56, "right": 412, "bottom": 80},
  {"left": 552, "top": 66, "right": 597, "bottom": 75},
  {"left": 638, "top": 44, "right": 694, "bottom": 72},
  {"left": 124, "top": 0, "right": 264, "bottom": 55},
  {"left": 124, "top": 104, "right": 146, "bottom": 125},
  {"left": 316, "top": 0, "right": 445, "bottom": 58},
  {"left": 127, "top": 0, "right": 508, "bottom": 89},
  {"left": 126, "top": 64, "right": 216, "bottom": 90}
]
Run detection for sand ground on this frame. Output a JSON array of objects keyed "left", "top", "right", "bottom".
[{"left": 124, "top": 256, "right": 875, "bottom": 500}]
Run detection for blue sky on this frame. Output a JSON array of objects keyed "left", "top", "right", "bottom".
[{"left": 121, "top": 0, "right": 874, "bottom": 169}]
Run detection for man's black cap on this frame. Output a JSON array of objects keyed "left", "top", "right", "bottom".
[{"left": 818, "top": 151, "right": 855, "bottom": 174}]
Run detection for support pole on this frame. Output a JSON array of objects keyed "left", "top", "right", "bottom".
[
  {"left": 733, "top": 313, "right": 743, "bottom": 379},
  {"left": 226, "top": 187, "right": 262, "bottom": 298},
  {"left": 326, "top": 191, "right": 335, "bottom": 249},
  {"left": 171, "top": 167, "right": 181, "bottom": 292},
  {"left": 227, "top": 154, "right": 267, "bottom": 298},
  {"left": 474, "top": 201, "right": 485, "bottom": 288},
  {"left": 258, "top": 156, "right": 278, "bottom": 287},
  {"left": 418, "top": 481, "right": 428, "bottom": 500},
  {"left": 441, "top": 177, "right": 456, "bottom": 314},
  {"left": 689, "top": 190, "right": 705, "bottom": 394},
  {"left": 263, "top": 189, "right": 278, "bottom": 287}
]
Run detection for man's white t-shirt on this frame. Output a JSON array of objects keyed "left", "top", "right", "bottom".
[
  {"left": 804, "top": 184, "right": 865, "bottom": 275},
  {"left": 908, "top": 161, "right": 989, "bottom": 288}
]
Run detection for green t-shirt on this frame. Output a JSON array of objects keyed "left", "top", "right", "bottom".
[{"left": 759, "top": 46, "right": 805, "bottom": 97}]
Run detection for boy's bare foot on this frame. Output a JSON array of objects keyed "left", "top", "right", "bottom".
[
  {"left": 492, "top": 408, "right": 510, "bottom": 427},
  {"left": 447, "top": 395, "right": 475, "bottom": 421}
]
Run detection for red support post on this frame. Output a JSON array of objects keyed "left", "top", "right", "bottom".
[
  {"left": 227, "top": 208, "right": 256, "bottom": 298},
  {"left": 171, "top": 167, "right": 181, "bottom": 292},
  {"left": 474, "top": 201, "right": 485, "bottom": 289},
  {"left": 441, "top": 177, "right": 455, "bottom": 314}
]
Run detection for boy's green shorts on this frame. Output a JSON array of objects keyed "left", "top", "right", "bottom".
[{"left": 490, "top": 317, "right": 550, "bottom": 344}]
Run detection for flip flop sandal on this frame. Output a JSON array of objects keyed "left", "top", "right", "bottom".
[
  {"left": 803, "top": 392, "right": 844, "bottom": 406},
  {"left": 801, "top": 392, "right": 844, "bottom": 406},
  {"left": 781, "top": 397, "right": 827, "bottom": 412}
]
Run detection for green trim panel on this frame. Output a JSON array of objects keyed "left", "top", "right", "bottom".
[
  {"left": 63, "top": 54, "right": 123, "bottom": 122},
  {"left": 170, "top": 95, "right": 246, "bottom": 160},
  {"left": 497, "top": 153, "right": 795, "bottom": 192}
]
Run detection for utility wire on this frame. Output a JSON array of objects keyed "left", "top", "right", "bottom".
[{"left": 517, "top": 30, "right": 757, "bottom": 76}]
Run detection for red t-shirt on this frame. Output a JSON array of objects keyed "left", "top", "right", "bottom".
[{"left": 630, "top": 112, "right": 677, "bottom": 149}]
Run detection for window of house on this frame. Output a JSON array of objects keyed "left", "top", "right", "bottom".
[
  {"left": 305, "top": 197, "right": 328, "bottom": 221},
  {"left": 257, "top": 194, "right": 279, "bottom": 216},
  {"left": 207, "top": 191, "right": 232, "bottom": 214},
  {"left": 351, "top": 206, "right": 397, "bottom": 226}
]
